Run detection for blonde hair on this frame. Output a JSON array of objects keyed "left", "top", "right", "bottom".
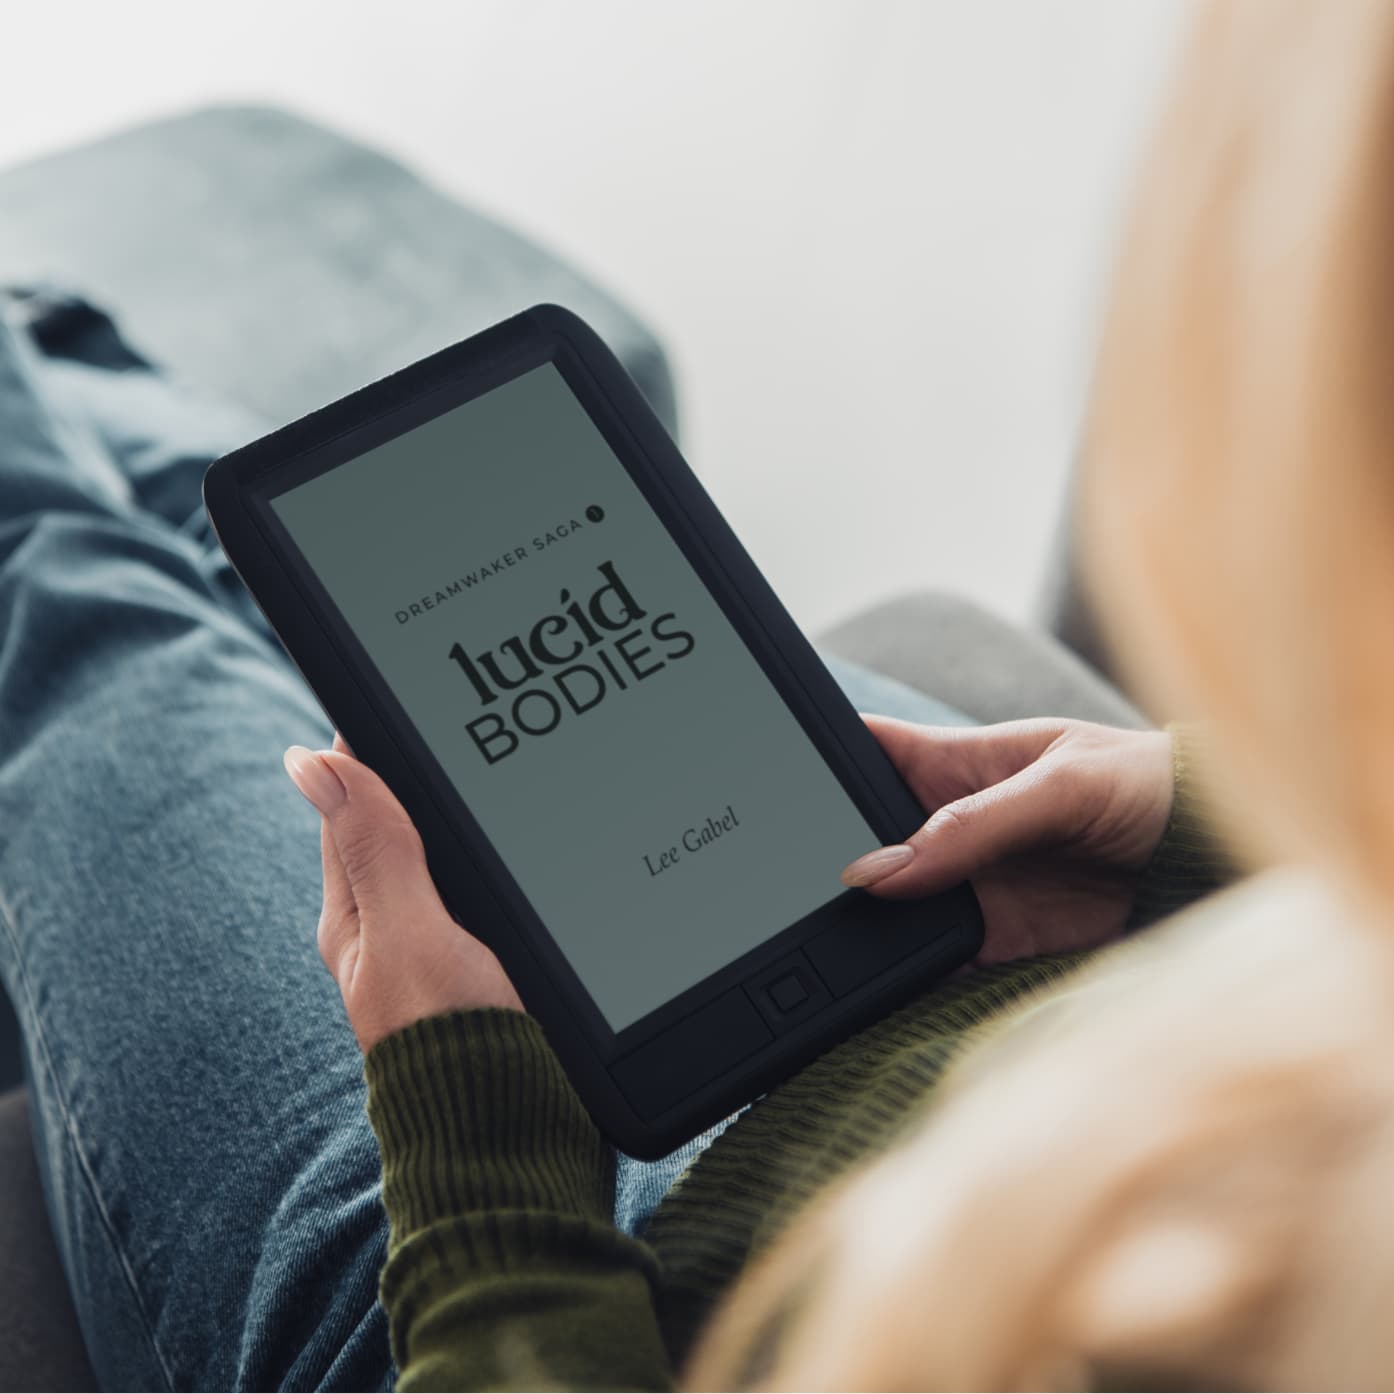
[
  {"left": 685, "top": 2, "right": 1394, "bottom": 1387},
  {"left": 1084, "top": 0, "right": 1394, "bottom": 900}
]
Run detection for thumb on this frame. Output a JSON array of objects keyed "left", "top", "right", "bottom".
[
  {"left": 842, "top": 760, "right": 1074, "bottom": 899},
  {"left": 285, "top": 745, "right": 444, "bottom": 923}
]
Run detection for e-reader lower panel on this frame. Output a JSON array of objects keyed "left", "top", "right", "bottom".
[{"left": 609, "top": 900, "right": 971, "bottom": 1123}]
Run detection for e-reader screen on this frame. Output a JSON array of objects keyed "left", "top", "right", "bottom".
[{"left": 269, "top": 363, "right": 881, "bottom": 1032}]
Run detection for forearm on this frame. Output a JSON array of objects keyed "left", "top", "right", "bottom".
[{"left": 365, "top": 1010, "right": 673, "bottom": 1392}]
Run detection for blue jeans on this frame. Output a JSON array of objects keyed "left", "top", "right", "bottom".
[{"left": 0, "top": 292, "right": 970, "bottom": 1391}]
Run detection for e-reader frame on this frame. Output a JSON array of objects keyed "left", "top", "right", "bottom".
[{"left": 204, "top": 304, "right": 983, "bottom": 1158}]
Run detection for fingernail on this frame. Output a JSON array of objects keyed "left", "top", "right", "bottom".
[
  {"left": 840, "top": 843, "right": 915, "bottom": 887},
  {"left": 283, "top": 746, "right": 346, "bottom": 815}
]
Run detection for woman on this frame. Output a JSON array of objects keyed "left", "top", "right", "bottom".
[{"left": 0, "top": 0, "right": 1376, "bottom": 1389}]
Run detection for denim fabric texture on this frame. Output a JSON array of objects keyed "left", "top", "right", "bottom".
[{"left": 0, "top": 291, "right": 968, "bottom": 1390}]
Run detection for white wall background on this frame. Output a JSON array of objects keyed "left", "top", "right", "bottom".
[{"left": 0, "top": 0, "right": 1185, "bottom": 635}]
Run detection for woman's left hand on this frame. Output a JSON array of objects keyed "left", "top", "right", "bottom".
[
  {"left": 284, "top": 733, "right": 523, "bottom": 1052},
  {"left": 842, "top": 716, "right": 1175, "bottom": 961}
]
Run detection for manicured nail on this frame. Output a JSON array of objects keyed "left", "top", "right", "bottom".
[
  {"left": 840, "top": 843, "right": 915, "bottom": 887},
  {"left": 283, "top": 746, "right": 346, "bottom": 815}
]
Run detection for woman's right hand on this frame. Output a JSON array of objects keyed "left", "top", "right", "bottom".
[{"left": 840, "top": 717, "right": 1174, "bottom": 962}]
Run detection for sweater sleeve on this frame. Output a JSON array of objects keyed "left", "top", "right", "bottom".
[
  {"left": 1126, "top": 723, "right": 1239, "bottom": 930},
  {"left": 364, "top": 1008, "right": 673, "bottom": 1393}
]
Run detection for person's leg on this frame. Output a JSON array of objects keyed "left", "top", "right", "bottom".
[
  {"left": 611, "top": 659, "right": 971, "bottom": 1236},
  {"left": 0, "top": 310, "right": 391, "bottom": 1391}
]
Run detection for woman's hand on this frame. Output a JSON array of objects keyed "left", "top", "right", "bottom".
[
  {"left": 840, "top": 717, "right": 1174, "bottom": 961},
  {"left": 284, "top": 733, "right": 523, "bottom": 1052}
]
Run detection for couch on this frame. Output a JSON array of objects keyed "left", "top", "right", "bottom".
[{"left": 0, "top": 105, "right": 1139, "bottom": 1391}]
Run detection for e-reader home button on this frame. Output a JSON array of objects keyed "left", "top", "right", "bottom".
[
  {"left": 748, "top": 951, "right": 831, "bottom": 1032},
  {"left": 767, "top": 972, "right": 809, "bottom": 1013}
]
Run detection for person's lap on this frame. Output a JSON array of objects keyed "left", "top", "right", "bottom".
[{"left": 0, "top": 293, "right": 969, "bottom": 1391}]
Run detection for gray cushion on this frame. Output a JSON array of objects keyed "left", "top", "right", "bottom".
[
  {"left": 0, "top": 103, "right": 678, "bottom": 438},
  {"left": 816, "top": 590, "right": 1147, "bottom": 729}
]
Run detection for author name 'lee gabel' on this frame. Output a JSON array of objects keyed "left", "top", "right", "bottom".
[{"left": 643, "top": 804, "right": 741, "bottom": 877}]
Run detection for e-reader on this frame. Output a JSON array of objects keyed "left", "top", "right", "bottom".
[{"left": 204, "top": 305, "right": 982, "bottom": 1157}]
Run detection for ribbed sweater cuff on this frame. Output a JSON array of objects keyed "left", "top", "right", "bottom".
[
  {"left": 1127, "top": 723, "right": 1237, "bottom": 930},
  {"left": 364, "top": 1009, "right": 613, "bottom": 1248}
]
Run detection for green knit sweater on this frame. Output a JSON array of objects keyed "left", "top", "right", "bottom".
[{"left": 363, "top": 730, "right": 1231, "bottom": 1391}]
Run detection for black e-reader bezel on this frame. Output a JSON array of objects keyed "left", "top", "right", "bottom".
[{"left": 203, "top": 304, "right": 983, "bottom": 1158}]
